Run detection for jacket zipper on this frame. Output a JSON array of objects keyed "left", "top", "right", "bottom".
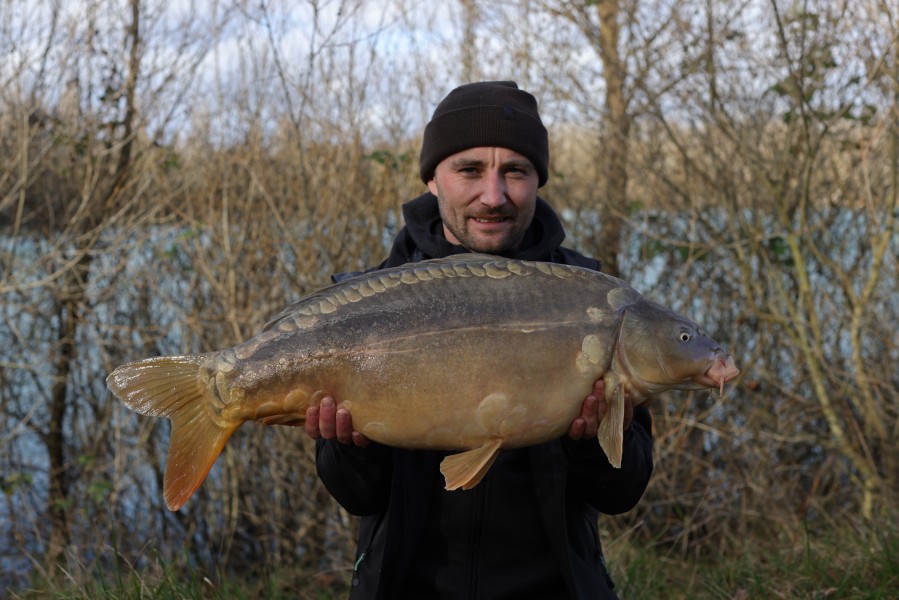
[
  {"left": 352, "top": 550, "right": 367, "bottom": 586},
  {"left": 352, "top": 512, "right": 385, "bottom": 587}
]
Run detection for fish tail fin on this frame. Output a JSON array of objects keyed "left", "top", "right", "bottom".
[
  {"left": 107, "top": 354, "right": 240, "bottom": 511},
  {"left": 597, "top": 383, "right": 625, "bottom": 468}
]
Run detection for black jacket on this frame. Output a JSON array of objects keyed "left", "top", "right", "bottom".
[{"left": 318, "top": 193, "right": 653, "bottom": 599}]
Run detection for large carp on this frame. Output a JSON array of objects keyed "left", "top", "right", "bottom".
[{"left": 107, "top": 254, "right": 739, "bottom": 511}]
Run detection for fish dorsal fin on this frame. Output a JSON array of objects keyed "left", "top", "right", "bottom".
[
  {"left": 261, "top": 253, "right": 606, "bottom": 333},
  {"left": 262, "top": 254, "right": 513, "bottom": 332},
  {"left": 419, "top": 253, "right": 500, "bottom": 265},
  {"left": 440, "top": 439, "right": 503, "bottom": 490}
]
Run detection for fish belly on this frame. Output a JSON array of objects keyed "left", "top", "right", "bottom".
[{"left": 245, "top": 321, "right": 605, "bottom": 451}]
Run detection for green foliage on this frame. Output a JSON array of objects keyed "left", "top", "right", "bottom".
[
  {"left": 609, "top": 521, "right": 899, "bottom": 599},
  {"left": 364, "top": 149, "right": 414, "bottom": 172},
  {"left": 13, "top": 553, "right": 352, "bottom": 599},
  {"left": 1, "top": 471, "right": 33, "bottom": 495},
  {"left": 12, "top": 522, "right": 898, "bottom": 598},
  {"left": 86, "top": 479, "right": 113, "bottom": 505},
  {"left": 766, "top": 235, "right": 795, "bottom": 266}
]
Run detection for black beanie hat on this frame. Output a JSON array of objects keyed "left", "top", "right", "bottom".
[{"left": 419, "top": 81, "right": 549, "bottom": 187}]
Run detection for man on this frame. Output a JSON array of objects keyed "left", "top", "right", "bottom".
[{"left": 305, "top": 81, "right": 653, "bottom": 599}]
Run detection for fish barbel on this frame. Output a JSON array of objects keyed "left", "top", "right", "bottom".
[{"left": 107, "top": 254, "right": 739, "bottom": 511}]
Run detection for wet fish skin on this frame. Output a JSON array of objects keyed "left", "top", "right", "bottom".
[{"left": 107, "top": 254, "right": 739, "bottom": 511}]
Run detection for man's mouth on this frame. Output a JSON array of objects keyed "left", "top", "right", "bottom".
[{"left": 471, "top": 216, "right": 510, "bottom": 224}]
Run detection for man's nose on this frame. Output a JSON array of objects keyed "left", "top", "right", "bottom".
[{"left": 479, "top": 171, "right": 507, "bottom": 208}]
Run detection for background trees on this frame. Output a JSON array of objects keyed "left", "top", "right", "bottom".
[{"left": 2, "top": 0, "right": 896, "bottom": 594}]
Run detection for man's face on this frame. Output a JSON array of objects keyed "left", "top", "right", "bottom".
[{"left": 427, "top": 147, "right": 539, "bottom": 254}]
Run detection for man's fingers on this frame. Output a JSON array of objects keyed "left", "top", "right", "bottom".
[
  {"left": 568, "top": 393, "right": 601, "bottom": 441},
  {"left": 312, "top": 396, "right": 367, "bottom": 446},
  {"left": 581, "top": 395, "right": 599, "bottom": 437},
  {"left": 305, "top": 406, "right": 321, "bottom": 439},
  {"left": 336, "top": 407, "right": 354, "bottom": 444},
  {"left": 318, "top": 396, "right": 337, "bottom": 439},
  {"left": 568, "top": 417, "right": 586, "bottom": 440},
  {"left": 595, "top": 393, "right": 609, "bottom": 421}
]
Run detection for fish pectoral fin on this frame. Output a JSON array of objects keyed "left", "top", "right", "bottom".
[
  {"left": 596, "top": 383, "right": 626, "bottom": 469},
  {"left": 440, "top": 439, "right": 503, "bottom": 491}
]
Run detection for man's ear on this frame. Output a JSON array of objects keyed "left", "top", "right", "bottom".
[{"left": 427, "top": 177, "right": 438, "bottom": 196}]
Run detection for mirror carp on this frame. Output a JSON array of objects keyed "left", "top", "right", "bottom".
[{"left": 107, "top": 254, "right": 739, "bottom": 511}]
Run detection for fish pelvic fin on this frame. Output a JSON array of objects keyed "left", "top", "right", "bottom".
[
  {"left": 597, "top": 382, "right": 626, "bottom": 468},
  {"left": 106, "top": 354, "right": 240, "bottom": 511},
  {"left": 440, "top": 439, "right": 503, "bottom": 491}
]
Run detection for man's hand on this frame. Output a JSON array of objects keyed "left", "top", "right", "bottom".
[
  {"left": 305, "top": 396, "right": 370, "bottom": 447},
  {"left": 567, "top": 378, "right": 636, "bottom": 441}
]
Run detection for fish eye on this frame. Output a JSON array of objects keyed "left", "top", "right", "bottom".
[{"left": 679, "top": 331, "right": 692, "bottom": 342}]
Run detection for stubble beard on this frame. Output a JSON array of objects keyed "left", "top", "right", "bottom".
[{"left": 441, "top": 208, "right": 526, "bottom": 254}]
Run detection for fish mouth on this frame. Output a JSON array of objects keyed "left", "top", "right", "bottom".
[{"left": 699, "top": 355, "right": 740, "bottom": 395}]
